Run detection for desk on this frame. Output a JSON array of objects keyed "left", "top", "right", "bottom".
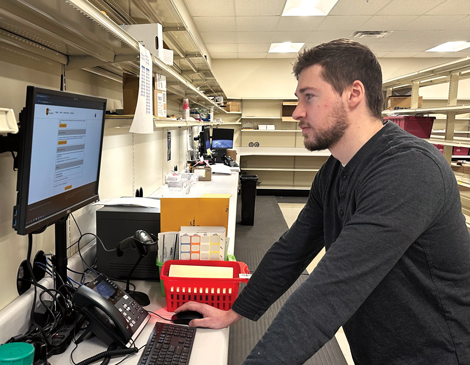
[{"left": 48, "top": 280, "right": 229, "bottom": 365}]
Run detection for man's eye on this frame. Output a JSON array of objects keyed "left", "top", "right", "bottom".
[{"left": 306, "top": 94, "right": 314, "bottom": 100}]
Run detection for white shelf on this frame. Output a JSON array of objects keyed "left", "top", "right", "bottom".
[
  {"left": 241, "top": 168, "right": 320, "bottom": 172},
  {"left": 257, "top": 185, "right": 311, "bottom": 190},
  {"left": 382, "top": 105, "right": 470, "bottom": 116},
  {"left": 0, "top": 0, "right": 226, "bottom": 112},
  {"left": 425, "top": 138, "right": 470, "bottom": 149},
  {"left": 455, "top": 172, "right": 470, "bottom": 188},
  {"left": 383, "top": 57, "right": 470, "bottom": 90},
  {"left": 241, "top": 129, "right": 300, "bottom": 133},
  {"left": 236, "top": 147, "right": 330, "bottom": 157},
  {"left": 241, "top": 116, "right": 282, "bottom": 120},
  {"left": 105, "top": 115, "right": 224, "bottom": 128}
]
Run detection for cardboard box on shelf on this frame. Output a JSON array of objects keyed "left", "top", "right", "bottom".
[
  {"left": 155, "top": 74, "right": 167, "bottom": 118},
  {"left": 122, "top": 73, "right": 140, "bottom": 115},
  {"left": 123, "top": 73, "right": 167, "bottom": 117},
  {"left": 192, "top": 166, "right": 212, "bottom": 181},
  {"left": 386, "top": 96, "right": 423, "bottom": 110},
  {"left": 123, "top": 23, "right": 173, "bottom": 66},
  {"left": 224, "top": 102, "right": 241, "bottom": 112}
]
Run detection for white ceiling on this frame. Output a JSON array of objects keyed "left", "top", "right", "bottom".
[{"left": 182, "top": 0, "right": 470, "bottom": 59}]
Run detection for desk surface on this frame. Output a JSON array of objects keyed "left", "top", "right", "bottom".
[
  {"left": 49, "top": 174, "right": 238, "bottom": 365},
  {"left": 48, "top": 280, "right": 229, "bottom": 365}
]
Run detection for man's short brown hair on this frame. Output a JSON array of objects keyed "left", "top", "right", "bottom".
[{"left": 293, "top": 39, "right": 383, "bottom": 119}]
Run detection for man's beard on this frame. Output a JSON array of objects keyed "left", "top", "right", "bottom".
[{"left": 303, "top": 101, "right": 349, "bottom": 151}]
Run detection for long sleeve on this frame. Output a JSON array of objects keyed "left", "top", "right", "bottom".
[{"left": 231, "top": 182, "right": 326, "bottom": 321}]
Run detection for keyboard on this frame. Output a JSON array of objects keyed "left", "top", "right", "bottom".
[{"left": 138, "top": 322, "right": 196, "bottom": 365}]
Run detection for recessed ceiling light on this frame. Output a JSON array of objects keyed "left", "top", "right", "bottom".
[
  {"left": 426, "top": 41, "right": 470, "bottom": 52},
  {"left": 352, "top": 31, "right": 391, "bottom": 39},
  {"left": 269, "top": 42, "right": 305, "bottom": 53},
  {"left": 282, "top": 0, "right": 339, "bottom": 16}
]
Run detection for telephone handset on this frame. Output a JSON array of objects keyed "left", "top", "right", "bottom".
[
  {"left": 222, "top": 154, "right": 238, "bottom": 167},
  {"left": 73, "top": 275, "right": 149, "bottom": 348}
]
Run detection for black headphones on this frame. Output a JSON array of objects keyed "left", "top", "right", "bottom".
[{"left": 116, "top": 230, "right": 158, "bottom": 257}]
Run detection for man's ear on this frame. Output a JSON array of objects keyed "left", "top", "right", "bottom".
[{"left": 346, "top": 80, "right": 365, "bottom": 109}]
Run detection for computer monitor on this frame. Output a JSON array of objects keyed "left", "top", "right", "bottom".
[
  {"left": 13, "top": 86, "right": 106, "bottom": 236},
  {"left": 211, "top": 128, "right": 234, "bottom": 149},
  {"left": 198, "top": 127, "right": 211, "bottom": 157}
]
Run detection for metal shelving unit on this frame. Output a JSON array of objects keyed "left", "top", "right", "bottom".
[
  {"left": 382, "top": 57, "right": 470, "bottom": 163},
  {"left": 383, "top": 58, "right": 470, "bottom": 230},
  {"left": 0, "top": 0, "right": 226, "bottom": 113}
]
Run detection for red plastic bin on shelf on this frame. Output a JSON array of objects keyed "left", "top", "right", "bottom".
[
  {"left": 383, "top": 116, "right": 435, "bottom": 138},
  {"left": 160, "top": 260, "right": 250, "bottom": 311},
  {"left": 453, "top": 146, "right": 470, "bottom": 156}
]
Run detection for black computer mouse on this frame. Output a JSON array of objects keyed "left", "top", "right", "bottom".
[{"left": 171, "top": 310, "right": 204, "bottom": 325}]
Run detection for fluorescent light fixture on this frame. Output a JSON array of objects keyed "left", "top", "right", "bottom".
[
  {"left": 426, "top": 41, "right": 470, "bottom": 52},
  {"left": 269, "top": 42, "right": 305, "bottom": 53},
  {"left": 282, "top": 0, "right": 338, "bottom": 16}
]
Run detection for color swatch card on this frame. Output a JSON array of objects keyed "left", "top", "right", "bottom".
[{"left": 179, "top": 226, "right": 226, "bottom": 261}]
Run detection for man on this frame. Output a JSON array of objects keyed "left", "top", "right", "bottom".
[{"left": 176, "top": 39, "right": 470, "bottom": 364}]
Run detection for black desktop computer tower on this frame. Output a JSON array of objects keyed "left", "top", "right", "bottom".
[{"left": 96, "top": 206, "right": 160, "bottom": 280}]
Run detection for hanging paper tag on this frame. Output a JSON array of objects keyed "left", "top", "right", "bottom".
[{"left": 130, "top": 43, "right": 153, "bottom": 134}]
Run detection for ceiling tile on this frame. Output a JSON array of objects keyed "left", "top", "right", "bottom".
[
  {"left": 238, "top": 43, "right": 271, "bottom": 53},
  {"left": 238, "top": 53, "right": 267, "bottom": 58},
  {"left": 237, "top": 32, "right": 274, "bottom": 43},
  {"left": 209, "top": 52, "right": 239, "bottom": 59},
  {"left": 382, "top": 51, "right": 421, "bottom": 57},
  {"left": 306, "top": 30, "right": 356, "bottom": 44},
  {"left": 317, "top": 16, "right": 370, "bottom": 31},
  {"left": 330, "top": 0, "right": 393, "bottom": 16},
  {"left": 377, "top": 0, "right": 447, "bottom": 15},
  {"left": 193, "top": 17, "right": 237, "bottom": 32},
  {"left": 206, "top": 44, "right": 238, "bottom": 53},
  {"left": 426, "top": 0, "right": 470, "bottom": 15},
  {"left": 360, "top": 15, "right": 418, "bottom": 31},
  {"left": 199, "top": 31, "right": 237, "bottom": 44},
  {"left": 183, "top": 0, "right": 235, "bottom": 17},
  {"left": 377, "top": 30, "right": 430, "bottom": 43},
  {"left": 272, "top": 31, "right": 315, "bottom": 43},
  {"left": 266, "top": 53, "right": 298, "bottom": 59},
  {"left": 277, "top": 16, "right": 325, "bottom": 31},
  {"left": 399, "top": 15, "right": 467, "bottom": 31},
  {"left": 234, "top": 0, "right": 286, "bottom": 16},
  {"left": 236, "top": 16, "right": 280, "bottom": 31},
  {"left": 445, "top": 15, "right": 470, "bottom": 30},
  {"left": 182, "top": 0, "right": 467, "bottom": 60}
]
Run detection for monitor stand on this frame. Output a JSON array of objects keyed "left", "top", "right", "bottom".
[{"left": 54, "top": 217, "right": 68, "bottom": 290}]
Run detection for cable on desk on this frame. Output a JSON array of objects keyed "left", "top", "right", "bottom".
[{"left": 74, "top": 347, "right": 138, "bottom": 365}]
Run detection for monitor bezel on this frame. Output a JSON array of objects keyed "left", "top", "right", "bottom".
[{"left": 14, "top": 86, "right": 106, "bottom": 235}]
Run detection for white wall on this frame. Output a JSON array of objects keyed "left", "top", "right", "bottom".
[
  {"left": 0, "top": 50, "right": 188, "bottom": 310},
  {"left": 212, "top": 57, "right": 470, "bottom": 100}
]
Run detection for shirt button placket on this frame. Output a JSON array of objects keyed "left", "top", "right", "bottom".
[{"left": 339, "top": 174, "right": 347, "bottom": 219}]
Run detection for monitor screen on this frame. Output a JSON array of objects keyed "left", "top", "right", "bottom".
[
  {"left": 13, "top": 86, "right": 106, "bottom": 235},
  {"left": 211, "top": 128, "right": 234, "bottom": 149}
]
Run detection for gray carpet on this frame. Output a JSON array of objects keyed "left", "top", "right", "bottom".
[{"left": 229, "top": 195, "right": 348, "bottom": 365}]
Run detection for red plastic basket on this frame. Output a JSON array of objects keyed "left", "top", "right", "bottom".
[
  {"left": 160, "top": 260, "right": 250, "bottom": 311},
  {"left": 384, "top": 116, "right": 435, "bottom": 138}
]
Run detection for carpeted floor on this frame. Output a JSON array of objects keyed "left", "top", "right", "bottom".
[{"left": 229, "top": 195, "right": 347, "bottom": 365}]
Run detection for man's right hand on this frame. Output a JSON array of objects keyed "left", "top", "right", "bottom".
[{"left": 174, "top": 301, "right": 243, "bottom": 328}]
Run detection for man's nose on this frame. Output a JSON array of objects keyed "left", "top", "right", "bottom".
[{"left": 292, "top": 103, "right": 305, "bottom": 121}]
